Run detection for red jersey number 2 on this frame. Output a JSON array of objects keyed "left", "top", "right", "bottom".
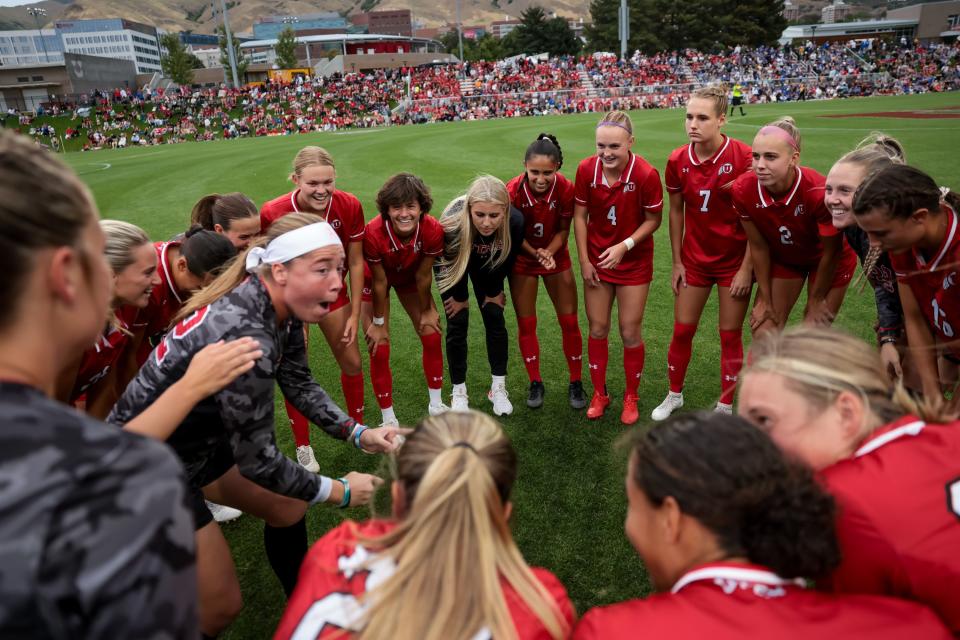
[{"left": 155, "top": 306, "right": 211, "bottom": 365}]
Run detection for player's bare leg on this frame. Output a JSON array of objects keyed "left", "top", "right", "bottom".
[{"left": 396, "top": 290, "right": 447, "bottom": 416}]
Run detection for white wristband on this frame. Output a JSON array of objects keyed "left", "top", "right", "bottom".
[
  {"left": 372, "top": 316, "right": 385, "bottom": 326},
  {"left": 622, "top": 237, "right": 636, "bottom": 251}
]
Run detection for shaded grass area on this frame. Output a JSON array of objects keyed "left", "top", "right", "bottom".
[{"left": 64, "top": 92, "right": 960, "bottom": 638}]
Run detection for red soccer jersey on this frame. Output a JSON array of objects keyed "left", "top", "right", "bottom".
[
  {"left": 890, "top": 206, "right": 960, "bottom": 357},
  {"left": 135, "top": 241, "right": 186, "bottom": 365},
  {"left": 665, "top": 136, "right": 753, "bottom": 274},
  {"left": 260, "top": 189, "right": 365, "bottom": 247},
  {"left": 71, "top": 304, "right": 138, "bottom": 402},
  {"left": 820, "top": 414, "right": 960, "bottom": 632},
  {"left": 574, "top": 562, "right": 951, "bottom": 640},
  {"left": 274, "top": 520, "right": 575, "bottom": 640},
  {"left": 574, "top": 153, "right": 664, "bottom": 285},
  {"left": 507, "top": 172, "right": 575, "bottom": 275},
  {"left": 362, "top": 214, "right": 444, "bottom": 290},
  {"left": 732, "top": 166, "right": 840, "bottom": 270}
]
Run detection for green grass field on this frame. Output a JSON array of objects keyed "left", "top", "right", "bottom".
[{"left": 62, "top": 92, "right": 960, "bottom": 638}]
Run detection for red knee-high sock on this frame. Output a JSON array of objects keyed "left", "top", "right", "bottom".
[
  {"left": 420, "top": 332, "right": 444, "bottom": 389},
  {"left": 285, "top": 400, "right": 311, "bottom": 448},
  {"left": 341, "top": 372, "right": 365, "bottom": 424},
  {"left": 370, "top": 344, "right": 393, "bottom": 410},
  {"left": 667, "top": 322, "right": 698, "bottom": 393},
  {"left": 516, "top": 315, "right": 542, "bottom": 382},
  {"left": 719, "top": 329, "right": 744, "bottom": 405},
  {"left": 558, "top": 313, "right": 583, "bottom": 382},
  {"left": 624, "top": 342, "right": 646, "bottom": 397},
  {"left": 587, "top": 336, "right": 608, "bottom": 395}
]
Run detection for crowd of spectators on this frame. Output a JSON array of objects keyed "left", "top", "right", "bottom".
[{"left": 5, "top": 39, "right": 957, "bottom": 150}]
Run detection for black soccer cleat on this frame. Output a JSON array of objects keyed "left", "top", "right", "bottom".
[
  {"left": 568, "top": 380, "right": 587, "bottom": 409},
  {"left": 526, "top": 380, "right": 545, "bottom": 408}
]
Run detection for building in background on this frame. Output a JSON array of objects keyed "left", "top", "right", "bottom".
[
  {"left": 822, "top": 0, "right": 854, "bottom": 24},
  {"left": 0, "top": 29, "right": 64, "bottom": 66},
  {"left": 489, "top": 19, "right": 521, "bottom": 39},
  {"left": 352, "top": 10, "right": 413, "bottom": 36},
  {"left": 252, "top": 12, "right": 351, "bottom": 40},
  {"left": 55, "top": 19, "right": 162, "bottom": 74},
  {"left": 0, "top": 52, "right": 137, "bottom": 111},
  {"left": 888, "top": 0, "right": 960, "bottom": 42},
  {"left": 782, "top": 0, "right": 801, "bottom": 22}
]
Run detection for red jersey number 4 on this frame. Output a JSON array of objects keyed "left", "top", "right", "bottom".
[{"left": 155, "top": 306, "right": 210, "bottom": 365}]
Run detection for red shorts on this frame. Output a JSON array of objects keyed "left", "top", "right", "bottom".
[
  {"left": 330, "top": 288, "right": 352, "bottom": 312},
  {"left": 682, "top": 260, "right": 743, "bottom": 289},
  {"left": 772, "top": 247, "right": 857, "bottom": 290},
  {"left": 596, "top": 256, "right": 653, "bottom": 286},
  {"left": 512, "top": 247, "right": 573, "bottom": 277}
]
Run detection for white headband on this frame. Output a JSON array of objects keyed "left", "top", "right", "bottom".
[{"left": 246, "top": 222, "right": 342, "bottom": 273}]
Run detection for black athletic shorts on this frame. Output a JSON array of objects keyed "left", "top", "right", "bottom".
[{"left": 185, "top": 438, "right": 235, "bottom": 530}]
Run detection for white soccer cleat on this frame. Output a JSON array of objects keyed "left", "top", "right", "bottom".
[
  {"left": 714, "top": 402, "right": 733, "bottom": 415},
  {"left": 428, "top": 401, "right": 450, "bottom": 416},
  {"left": 651, "top": 391, "right": 684, "bottom": 421},
  {"left": 380, "top": 418, "right": 400, "bottom": 428},
  {"left": 451, "top": 387, "right": 470, "bottom": 412},
  {"left": 488, "top": 384, "right": 514, "bottom": 416},
  {"left": 207, "top": 500, "right": 242, "bottom": 524},
  {"left": 296, "top": 444, "right": 320, "bottom": 473}
]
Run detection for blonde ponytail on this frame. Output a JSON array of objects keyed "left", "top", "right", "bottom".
[
  {"left": 174, "top": 212, "right": 324, "bottom": 323},
  {"left": 357, "top": 411, "right": 568, "bottom": 640}
]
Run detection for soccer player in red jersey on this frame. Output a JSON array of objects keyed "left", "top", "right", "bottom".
[
  {"left": 652, "top": 85, "right": 754, "bottom": 421},
  {"left": 191, "top": 192, "right": 262, "bottom": 250},
  {"left": 853, "top": 164, "right": 960, "bottom": 400},
  {"left": 739, "top": 326, "right": 960, "bottom": 632},
  {"left": 573, "top": 110, "right": 663, "bottom": 424},
  {"left": 62, "top": 220, "right": 160, "bottom": 416},
  {"left": 132, "top": 226, "right": 236, "bottom": 366},
  {"left": 260, "top": 146, "right": 368, "bottom": 472},
  {"left": 275, "top": 411, "right": 574, "bottom": 640},
  {"left": 363, "top": 173, "right": 447, "bottom": 425},
  {"left": 731, "top": 117, "right": 857, "bottom": 334},
  {"left": 507, "top": 133, "right": 585, "bottom": 410},
  {"left": 574, "top": 411, "right": 952, "bottom": 640}
]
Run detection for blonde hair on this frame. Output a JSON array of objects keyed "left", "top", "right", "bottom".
[
  {"left": 175, "top": 212, "right": 324, "bottom": 322},
  {"left": 765, "top": 116, "right": 802, "bottom": 152},
  {"left": 0, "top": 130, "right": 98, "bottom": 330},
  {"left": 436, "top": 175, "right": 512, "bottom": 293},
  {"left": 356, "top": 411, "right": 569, "bottom": 640},
  {"left": 597, "top": 109, "right": 633, "bottom": 135},
  {"left": 101, "top": 220, "right": 150, "bottom": 275},
  {"left": 690, "top": 83, "right": 728, "bottom": 117},
  {"left": 835, "top": 133, "right": 906, "bottom": 287},
  {"left": 742, "top": 326, "right": 949, "bottom": 433},
  {"left": 289, "top": 145, "right": 335, "bottom": 181}
]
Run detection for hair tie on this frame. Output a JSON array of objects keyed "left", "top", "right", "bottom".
[
  {"left": 245, "top": 222, "right": 342, "bottom": 273},
  {"left": 940, "top": 186, "right": 951, "bottom": 201},
  {"left": 452, "top": 441, "right": 476, "bottom": 452},
  {"left": 758, "top": 125, "right": 799, "bottom": 152},
  {"left": 596, "top": 121, "right": 631, "bottom": 134}
]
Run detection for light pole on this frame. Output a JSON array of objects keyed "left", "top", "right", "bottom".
[
  {"left": 213, "top": 0, "right": 240, "bottom": 88},
  {"left": 26, "top": 7, "right": 50, "bottom": 63},
  {"left": 455, "top": 0, "right": 464, "bottom": 64}
]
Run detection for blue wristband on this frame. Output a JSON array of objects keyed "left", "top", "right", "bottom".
[
  {"left": 338, "top": 477, "right": 350, "bottom": 508},
  {"left": 352, "top": 424, "right": 368, "bottom": 449}
]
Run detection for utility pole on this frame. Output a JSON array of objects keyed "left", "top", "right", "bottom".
[
  {"left": 619, "top": 0, "right": 629, "bottom": 60},
  {"left": 27, "top": 7, "right": 50, "bottom": 63},
  {"left": 455, "top": 0, "right": 464, "bottom": 64},
  {"left": 213, "top": 0, "right": 240, "bottom": 88}
]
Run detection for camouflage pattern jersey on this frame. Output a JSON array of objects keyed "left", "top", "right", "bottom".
[
  {"left": 0, "top": 381, "right": 197, "bottom": 639},
  {"left": 108, "top": 275, "right": 357, "bottom": 504}
]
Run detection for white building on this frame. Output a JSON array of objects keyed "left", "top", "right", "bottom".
[
  {"left": 0, "top": 29, "right": 64, "bottom": 66},
  {"left": 56, "top": 19, "right": 162, "bottom": 74},
  {"left": 189, "top": 46, "right": 222, "bottom": 69}
]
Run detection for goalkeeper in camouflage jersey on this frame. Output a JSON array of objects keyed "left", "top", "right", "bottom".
[{"left": 109, "top": 213, "right": 403, "bottom": 637}]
